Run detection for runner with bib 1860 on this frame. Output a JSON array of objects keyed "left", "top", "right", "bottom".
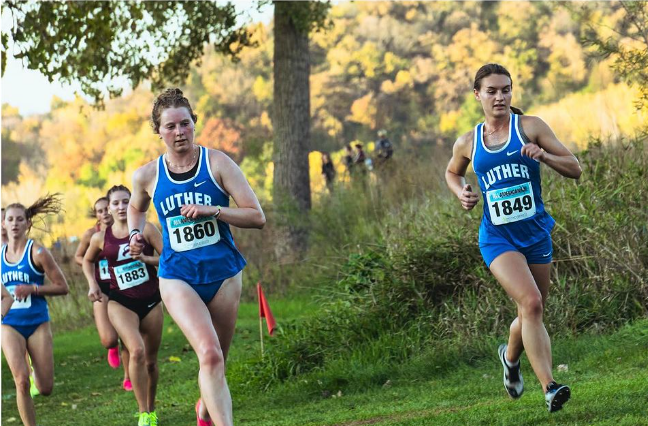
[
  {"left": 128, "top": 88, "right": 265, "bottom": 426},
  {"left": 445, "top": 63, "right": 582, "bottom": 412}
]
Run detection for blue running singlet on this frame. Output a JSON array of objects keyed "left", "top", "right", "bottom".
[
  {"left": 472, "top": 113, "right": 555, "bottom": 249},
  {"left": 152, "top": 145, "right": 246, "bottom": 284},
  {"left": 1, "top": 240, "right": 49, "bottom": 328}
]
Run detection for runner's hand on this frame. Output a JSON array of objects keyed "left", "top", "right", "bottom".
[
  {"left": 129, "top": 233, "right": 145, "bottom": 257},
  {"left": 521, "top": 143, "right": 546, "bottom": 162},
  {"left": 459, "top": 184, "right": 480, "bottom": 210},
  {"left": 88, "top": 284, "right": 102, "bottom": 303},
  {"left": 180, "top": 204, "right": 215, "bottom": 219},
  {"left": 13, "top": 284, "right": 34, "bottom": 301}
]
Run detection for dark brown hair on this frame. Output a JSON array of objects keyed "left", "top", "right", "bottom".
[
  {"left": 5, "top": 193, "right": 63, "bottom": 231},
  {"left": 106, "top": 185, "right": 131, "bottom": 201},
  {"left": 473, "top": 64, "right": 524, "bottom": 115},
  {"left": 150, "top": 88, "right": 198, "bottom": 133}
]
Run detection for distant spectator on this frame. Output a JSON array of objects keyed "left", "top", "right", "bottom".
[
  {"left": 321, "top": 152, "right": 336, "bottom": 192},
  {"left": 343, "top": 144, "right": 354, "bottom": 175},
  {"left": 374, "top": 129, "right": 394, "bottom": 166}
]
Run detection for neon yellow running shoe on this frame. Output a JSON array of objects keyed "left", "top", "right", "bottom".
[
  {"left": 29, "top": 373, "right": 40, "bottom": 397},
  {"left": 137, "top": 412, "right": 150, "bottom": 426},
  {"left": 148, "top": 411, "right": 158, "bottom": 426}
]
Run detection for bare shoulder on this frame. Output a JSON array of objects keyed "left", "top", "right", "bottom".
[
  {"left": 81, "top": 227, "right": 96, "bottom": 241},
  {"left": 453, "top": 129, "right": 475, "bottom": 158},
  {"left": 519, "top": 115, "right": 550, "bottom": 135},
  {"left": 207, "top": 148, "right": 235, "bottom": 168},
  {"left": 30, "top": 241, "right": 52, "bottom": 264},
  {"left": 89, "top": 229, "right": 106, "bottom": 247},
  {"left": 133, "top": 160, "right": 158, "bottom": 186}
]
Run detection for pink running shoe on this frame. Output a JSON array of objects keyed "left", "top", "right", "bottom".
[
  {"left": 122, "top": 379, "right": 133, "bottom": 391},
  {"left": 107, "top": 347, "right": 120, "bottom": 369},
  {"left": 196, "top": 399, "right": 213, "bottom": 426}
]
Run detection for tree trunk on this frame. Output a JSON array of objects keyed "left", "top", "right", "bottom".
[{"left": 273, "top": 1, "right": 312, "bottom": 262}]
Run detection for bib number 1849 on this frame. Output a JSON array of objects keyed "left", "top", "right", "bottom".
[{"left": 487, "top": 182, "right": 536, "bottom": 225}]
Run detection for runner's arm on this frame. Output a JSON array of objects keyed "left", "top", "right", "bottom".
[
  {"left": 181, "top": 150, "right": 265, "bottom": 228},
  {"left": 82, "top": 233, "right": 104, "bottom": 302},
  {"left": 74, "top": 228, "right": 93, "bottom": 266},
  {"left": 129, "top": 165, "right": 153, "bottom": 243},
  {"left": 29, "top": 243, "right": 69, "bottom": 297},
  {"left": 446, "top": 133, "right": 480, "bottom": 210},
  {"left": 1, "top": 284, "right": 13, "bottom": 318},
  {"left": 521, "top": 116, "right": 582, "bottom": 179}
]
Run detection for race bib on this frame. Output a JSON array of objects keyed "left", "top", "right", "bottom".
[
  {"left": 113, "top": 261, "right": 149, "bottom": 290},
  {"left": 98, "top": 259, "right": 111, "bottom": 281},
  {"left": 166, "top": 215, "right": 220, "bottom": 252},
  {"left": 487, "top": 182, "right": 536, "bottom": 225},
  {"left": 7, "top": 285, "right": 32, "bottom": 310}
]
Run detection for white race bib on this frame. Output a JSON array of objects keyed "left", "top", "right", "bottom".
[
  {"left": 113, "top": 261, "right": 149, "bottom": 290},
  {"left": 487, "top": 182, "right": 536, "bottom": 225},
  {"left": 98, "top": 259, "right": 111, "bottom": 281},
  {"left": 7, "top": 285, "right": 32, "bottom": 310},
  {"left": 166, "top": 215, "right": 220, "bottom": 252}
]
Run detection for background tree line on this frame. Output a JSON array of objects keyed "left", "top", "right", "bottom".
[{"left": 2, "top": 1, "right": 646, "bottom": 250}]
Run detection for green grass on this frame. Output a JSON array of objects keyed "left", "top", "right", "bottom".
[{"left": 3, "top": 298, "right": 647, "bottom": 426}]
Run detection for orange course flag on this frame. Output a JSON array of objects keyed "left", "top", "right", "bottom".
[{"left": 257, "top": 282, "right": 277, "bottom": 336}]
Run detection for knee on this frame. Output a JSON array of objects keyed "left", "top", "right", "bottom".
[
  {"left": 198, "top": 346, "right": 224, "bottom": 373},
  {"left": 100, "top": 337, "right": 118, "bottom": 349},
  {"left": 519, "top": 295, "right": 544, "bottom": 319},
  {"left": 38, "top": 382, "right": 53, "bottom": 396},
  {"left": 129, "top": 346, "right": 146, "bottom": 364},
  {"left": 14, "top": 375, "right": 30, "bottom": 395}
]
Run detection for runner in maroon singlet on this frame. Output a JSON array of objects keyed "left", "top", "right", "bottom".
[{"left": 82, "top": 186, "right": 163, "bottom": 426}]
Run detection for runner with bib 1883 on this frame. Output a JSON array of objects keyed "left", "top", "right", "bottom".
[{"left": 445, "top": 63, "right": 582, "bottom": 413}]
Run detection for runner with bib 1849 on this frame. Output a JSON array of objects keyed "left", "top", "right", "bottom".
[{"left": 445, "top": 63, "right": 582, "bottom": 413}]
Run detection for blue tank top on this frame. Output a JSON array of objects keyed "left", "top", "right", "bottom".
[
  {"left": 1, "top": 240, "right": 49, "bottom": 326},
  {"left": 152, "top": 145, "right": 246, "bottom": 284},
  {"left": 472, "top": 113, "right": 555, "bottom": 247}
]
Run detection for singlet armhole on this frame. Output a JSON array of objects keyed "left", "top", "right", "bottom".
[
  {"left": 151, "top": 158, "right": 161, "bottom": 201},
  {"left": 206, "top": 148, "right": 230, "bottom": 197},
  {"left": 514, "top": 114, "right": 533, "bottom": 146},
  {"left": 470, "top": 125, "right": 479, "bottom": 161},
  {"left": 28, "top": 240, "right": 45, "bottom": 276}
]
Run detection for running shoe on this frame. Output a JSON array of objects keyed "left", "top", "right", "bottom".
[
  {"left": 29, "top": 374, "right": 40, "bottom": 397},
  {"left": 149, "top": 411, "right": 158, "bottom": 426},
  {"left": 498, "top": 344, "right": 524, "bottom": 399},
  {"left": 108, "top": 346, "right": 120, "bottom": 369},
  {"left": 137, "top": 412, "right": 150, "bottom": 426},
  {"left": 196, "top": 399, "right": 213, "bottom": 426},
  {"left": 545, "top": 381, "right": 571, "bottom": 412},
  {"left": 123, "top": 378, "right": 133, "bottom": 391}
]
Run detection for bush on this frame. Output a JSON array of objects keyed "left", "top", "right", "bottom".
[{"left": 245, "top": 137, "right": 648, "bottom": 390}]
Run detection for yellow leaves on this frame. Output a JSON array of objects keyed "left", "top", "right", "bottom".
[
  {"left": 382, "top": 71, "right": 413, "bottom": 95},
  {"left": 252, "top": 76, "right": 272, "bottom": 103},
  {"left": 168, "top": 356, "right": 181, "bottom": 363},
  {"left": 347, "top": 93, "right": 376, "bottom": 127},
  {"left": 530, "top": 82, "right": 645, "bottom": 150},
  {"left": 439, "top": 111, "right": 461, "bottom": 135}
]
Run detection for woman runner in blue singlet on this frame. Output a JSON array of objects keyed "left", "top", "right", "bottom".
[
  {"left": 83, "top": 186, "right": 163, "bottom": 426},
  {"left": 445, "top": 64, "right": 582, "bottom": 413},
  {"left": 1, "top": 195, "right": 69, "bottom": 426},
  {"left": 128, "top": 88, "right": 265, "bottom": 426},
  {"left": 75, "top": 196, "right": 132, "bottom": 389}
]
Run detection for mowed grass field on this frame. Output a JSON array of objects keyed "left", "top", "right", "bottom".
[{"left": 2, "top": 298, "right": 647, "bottom": 426}]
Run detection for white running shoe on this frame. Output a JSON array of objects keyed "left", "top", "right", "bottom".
[
  {"left": 545, "top": 381, "right": 571, "bottom": 412},
  {"left": 498, "top": 344, "right": 524, "bottom": 399}
]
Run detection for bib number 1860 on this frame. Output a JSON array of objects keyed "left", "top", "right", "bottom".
[{"left": 167, "top": 215, "right": 221, "bottom": 252}]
